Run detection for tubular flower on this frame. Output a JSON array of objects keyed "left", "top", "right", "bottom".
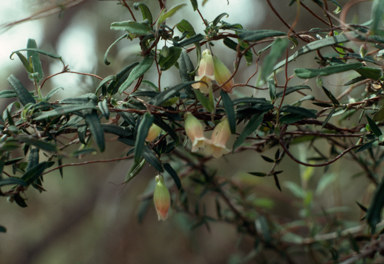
[
  {"left": 191, "top": 49, "right": 215, "bottom": 93},
  {"left": 213, "top": 55, "right": 234, "bottom": 93},
  {"left": 145, "top": 124, "right": 162, "bottom": 142},
  {"left": 205, "top": 117, "right": 231, "bottom": 158},
  {"left": 153, "top": 175, "right": 171, "bottom": 221},
  {"left": 184, "top": 112, "right": 206, "bottom": 152}
]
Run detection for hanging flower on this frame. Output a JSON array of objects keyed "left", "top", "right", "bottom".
[
  {"left": 184, "top": 112, "right": 206, "bottom": 152},
  {"left": 145, "top": 124, "right": 162, "bottom": 142},
  {"left": 153, "top": 175, "right": 171, "bottom": 221},
  {"left": 205, "top": 117, "right": 231, "bottom": 158},
  {"left": 213, "top": 55, "right": 234, "bottom": 93},
  {"left": 191, "top": 49, "right": 215, "bottom": 93}
]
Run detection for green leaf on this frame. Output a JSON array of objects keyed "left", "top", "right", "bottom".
[
  {"left": 21, "top": 161, "right": 54, "bottom": 185},
  {"left": 134, "top": 113, "right": 154, "bottom": 162},
  {"left": 142, "top": 145, "right": 163, "bottom": 172},
  {"left": 223, "top": 38, "right": 253, "bottom": 65},
  {"left": 370, "top": 0, "right": 384, "bottom": 35},
  {"left": 108, "top": 62, "right": 139, "bottom": 94},
  {"left": 14, "top": 52, "right": 33, "bottom": 73},
  {"left": 261, "top": 155, "right": 274, "bottom": 163},
  {"left": 176, "top": 19, "right": 196, "bottom": 37},
  {"left": 110, "top": 20, "right": 152, "bottom": 36},
  {"left": 273, "top": 32, "right": 357, "bottom": 70},
  {"left": 95, "top": 75, "right": 116, "bottom": 95},
  {"left": 44, "top": 87, "right": 64, "bottom": 101},
  {"left": 149, "top": 81, "right": 195, "bottom": 106},
  {"left": 0, "top": 90, "right": 17, "bottom": 99},
  {"left": 133, "top": 3, "right": 153, "bottom": 25},
  {"left": 13, "top": 193, "right": 28, "bottom": 208},
  {"left": 268, "top": 79, "right": 276, "bottom": 101},
  {"left": 212, "top": 13, "right": 228, "bottom": 26},
  {"left": 101, "top": 124, "right": 132, "bottom": 138},
  {"left": 276, "top": 85, "right": 311, "bottom": 98},
  {"left": 118, "top": 56, "right": 153, "bottom": 94},
  {"left": 0, "top": 177, "right": 27, "bottom": 187},
  {"left": 220, "top": 90, "right": 236, "bottom": 134},
  {"left": 157, "top": 4, "right": 186, "bottom": 26},
  {"left": 280, "top": 105, "right": 317, "bottom": 119},
  {"left": 98, "top": 99, "right": 110, "bottom": 120},
  {"left": 366, "top": 114, "right": 382, "bottom": 137},
  {"left": 104, "top": 34, "right": 128, "bottom": 65},
  {"left": 125, "top": 158, "right": 146, "bottom": 183},
  {"left": 26, "top": 148, "right": 39, "bottom": 172},
  {"left": 18, "top": 136, "right": 57, "bottom": 152},
  {"left": 164, "top": 163, "right": 181, "bottom": 190},
  {"left": 85, "top": 111, "right": 105, "bottom": 152},
  {"left": 0, "top": 226, "right": 6, "bottom": 233},
  {"left": 261, "top": 38, "right": 288, "bottom": 81},
  {"left": 178, "top": 50, "right": 195, "bottom": 98},
  {"left": 10, "top": 48, "right": 61, "bottom": 60},
  {"left": 322, "top": 86, "right": 340, "bottom": 105},
  {"left": 194, "top": 89, "right": 212, "bottom": 112},
  {"left": 238, "top": 29, "right": 286, "bottom": 42},
  {"left": 27, "top": 39, "right": 43, "bottom": 83},
  {"left": 295, "top": 63, "right": 363, "bottom": 79},
  {"left": 33, "top": 104, "right": 97, "bottom": 120},
  {"left": 233, "top": 112, "right": 265, "bottom": 151},
  {"left": 7, "top": 75, "right": 36, "bottom": 106},
  {"left": 367, "top": 176, "right": 384, "bottom": 233},
  {"left": 153, "top": 116, "right": 179, "bottom": 146},
  {"left": 355, "top": 67, "right": 382, "bottom": 80},
  {"left": 176, "top": 34, "right": 204, "bottom": 47},
  {"left": 190, "top": 0, "right": 198, "bottom": 10},
  {"left": 322, "top": 108, "right": 336, "bottom": 128},
  {"left": 355, "top": 140, "right": 377, "bottom": 153},
  {"left": 159, "top": 46, "right": 182, "bottom": 71},
  {"left": 373, "top": 106, "right": 384, "bottom": 121},
  {"left": 59, "top": 93, "right": 97, "bottom": 104},
  {"left": 248, "top": 172, "right": 267, "bottom": 177}
]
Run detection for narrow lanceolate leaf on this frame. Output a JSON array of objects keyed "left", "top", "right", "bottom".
[
  {"left": 223, "top": 38, "right": 253, "bottom": 64},
  {"left": 14, "top": 52, "right": 33, "bottom": 73},
  {"left": 7, "top": 75, "right": 36, "bottom": 106},
  {"left": 153, "top": 116, "right": 179, "bottom": 146},
  {"left": 213, "top": 13, "right": 229, "bottom": 26},
  {"left": 164, "top": 163, "right": 182, "bottom": 190},
  {"left": 26, "top": 148, "right": 39, "bottom": 172},
  {"left": 233, "top": 112, "right": 266, "bottom": 151},
  {"left": 85, "top": 111, "right": 105, "bottom": 152},
  {"left": 108, "top": 62, "right": 139, "bottom": 95},
  {"left": 178, "top": 50, "right": 195, "bottom": 98},
  {"left": 322, "top": 108, "right": 336, "bottom": 128},
  {"left": 322, "top": 86, "right": 340, "bottom": 106},
  {"left": 0, "top": 177, "right": 27, "bottom": 187},
  {"left": 44, "top": 87, "right": 64, "bottom": 101},
  {"left": 355, "top": 67, "right": 382, "bottom": 80},
  {"left": 98, "top": 99, "right": 110, "bottom": 120},
  {"left": 194, "top": 89, "right": 212, "bottom": 112},
  {"left": 190, "top": 0, "right": 198, "bottom": 10},
  {"left": 366, "top": 114, "right": 382, "bottom": 137},
  {"left": 119, "top": 56, "right": 153, "bottom": 94},
  {"left": 367, "top": 177, "right": 384, "bottom": 233},
  {"left": 133, "top": 3, "right": 153, "bottom": 25},
  {"left": 101, "top": 124, "right": 132, "bottom": 138},
  {"left": 142, "top": 145, "right": 163, "bottom": 172},
  {"left": 104, "top": 34, "right": 128, "bottom": 65},
  {"left": 238, "top": 30, "right": 286, "bottom": 42},
  {"left": 370, "top": 0, "right": 384, "bottom": 35},
  {"left": 21, "top": 161, "right": 54, "bottom": 185},
  {"left": 220, "top": 90, "right": 236, "bottom": 134},
  {"left": 0, "top": 90, "right": 17, "bottom": 99},
  {"left": 157, "top": 4, "right": 186, "bottom": 26},
  {"left": 110, "top": 21, "right": 152, "bottom": 36},
  {"left": 125, "top": 158, "right": 146, "bottom": 183},
  {"left": 294, "top": 63, "right": 363, "bottom": 79},
  {"left": 27, "top": 39, "right": 43, "bottom": 83},
  {"left": 159, "top": 46, "right": 182, "bottom": 71},
  {"left": 33, "top": 104, "right": 97, "bottom": 121},
  {"left": 149, "top": 81, "right": 195, "bottom": 106},
  {"left": 95, "top": 75, "right": 116, "bottom": 95},
  {"left": 273, "top": 32, "right": 357, "bottom": 70},
  {"left": 177, "top": 19, "right": 196, "bottom": 37},
  {"left": 276, "top": 85, "right": 311, "bottom": 98},
  {"left": 261, "top": 38, "right": 288, "bottom": 81},
  {"left": 18, "top": 136, "right": 57, "bottom": 152},
  {"left": 280, "top": 105, "right": 317, "bottom": 119},
  {"left": 134, "top": 113, "right": 154, "bottom": 162},
  {"left": 268, "top": 79, "right": 276, "bottom": 101},
  {"left": 10, "top": 48, "right": 61, "bottom": 60}
]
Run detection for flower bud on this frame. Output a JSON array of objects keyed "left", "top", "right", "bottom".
[
  {"left": 153, "top": 175, "right": 171, "bottom": 221},
  {"left": 213, "top": 55, "right": 234, "bottom": 93},
  {"left": 191, "top": 49, "right": 215, "bottom": 93},
  {"left": 145, "top": 124, "right": 162, "bottom": 142},
  {"left": 184, "top": 112, "right": 206, "bottom": 152},
  {"left": 205, "top": 117, "right": 231, "bottom": 158}
]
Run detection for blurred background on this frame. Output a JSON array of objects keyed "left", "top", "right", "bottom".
[{"left": 0, "top": 0, "right": 377, "bottom": 263}]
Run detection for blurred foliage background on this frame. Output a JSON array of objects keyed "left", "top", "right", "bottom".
[{"left": 0, "top": 0, "right": 381, "bottom": 263}]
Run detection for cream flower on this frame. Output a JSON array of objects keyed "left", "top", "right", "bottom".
[
  {"left": 213, "top": 55, "right": 234, "bottom": 93},
  {"left": 153, "top": 175, "right": 171, "bottom": 221},
  {"left": 184, "top": 112, "right": 206, "bottom": 152},
  {"left": 191, "top": 49, "right": 215, "bottom": 93},
  {"left": 145, "top": 124, "right": 162, "bottom": 142},
  {"left": 205, "top": 117, "right": 231, "bottom": 158}
]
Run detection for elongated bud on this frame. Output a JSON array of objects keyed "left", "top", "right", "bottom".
[
  {"left": 205, "top": 117, "right": 231, "bottom": 158},
  {"left": 145, "top": 124, "right": 162, "bottom": 142},
  {"left": 153, "top": 175, "right": 171, "bottom": 221},
  {"left": 184, "top": 112, "right": 206, "bottom": 152},
  {"left": 213, "top": 55, "right": 234, "bottom": 93},
  {"left": 191, "top": 49, "right": 215, "bottom": 93}
]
